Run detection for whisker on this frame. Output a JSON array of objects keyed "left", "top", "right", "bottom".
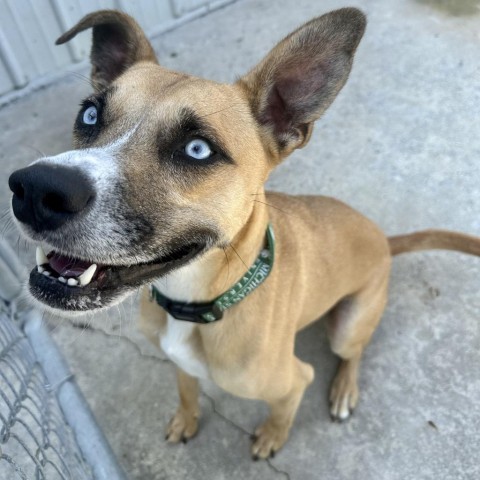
[
  {"left": 23, "top": 144, "right": 47, "bottom": 158},
  {"left": 252, "top": 199, "right": 294, "bottom": 217},
  {"left": 15, "top": 236, "right": 21, "bottom": 257},
  {"left": 229, "top": 243, "right": 248, "bottom": 270},
  {"left": 198, "top": 103, "right": 245, "bottom": 119},
  {"left": 1, "top": 207, "right": 12, "bottom": 220},
  {"left": 67, "top": 71, "right": 101, "bottom": 91},
  {"left": 49, "top": 312, "right": 65, "bottom": 336},
  {"left": 1, "top": 217, "right": 15, "bottom": 238},
  {"left": 221, "top": 246, "right": 230, "bottom": 291}
]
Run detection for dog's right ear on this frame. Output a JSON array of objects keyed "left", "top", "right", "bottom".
[{"left": 56, "top": 10, "right": 158, "bottom": 91}]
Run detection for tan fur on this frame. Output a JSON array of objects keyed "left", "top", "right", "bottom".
[
  {"left": 389, "top": 230, "right": 480, "bottom": 256},
  {"left": 56, "top": 9, "right": 480, "bottom": 459}
]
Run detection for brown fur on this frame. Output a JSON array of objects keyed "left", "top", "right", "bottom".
[{"left": 56, "top": 8, "right": 480, "bottom": 459}]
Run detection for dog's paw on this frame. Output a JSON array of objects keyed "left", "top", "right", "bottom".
[
  {"left": 165, "top": 409, "right": 199, "bottom": 444},
  {"left": 251, "top": 421, "right": 289, "bottom": 460},
  {"left": 329, "top": 371, "right": 359, "bottom": 422}
]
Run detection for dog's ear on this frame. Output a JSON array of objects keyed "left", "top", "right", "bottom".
[
  {"left": 56, "top": 10, "right": 158, "bottom": 91},
  {"left": 237, "top": 8, "right": 366, "bottom": 158}
]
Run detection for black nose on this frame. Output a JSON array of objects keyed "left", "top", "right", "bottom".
[{"left": 9, "top": 164, "right": 95, "bottom": 232}]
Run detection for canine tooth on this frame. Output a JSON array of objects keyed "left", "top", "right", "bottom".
[
  {"left": 78, "top": 264, "right": 97, "bottom": 287},
  {"left": 67, "top": 278, "right": 79, "bottom": 286},
  {"left": 42, "top": 270, "right": 51, "bottom": 276},
  {"left": 58, "top": 276, "right": 66, "bottom": 283},
  {"left": 36, "top": 246, "right": 48, "bottom": 266},
  {"left": 37, "top": 266, "right": 45, "bottom": 273}
]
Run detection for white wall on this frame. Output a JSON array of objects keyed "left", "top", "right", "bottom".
[{"left": 0, "top": 0, "right": 232, "bottom": 100}]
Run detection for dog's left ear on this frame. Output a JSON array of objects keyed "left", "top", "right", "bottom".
[
  {"left": 56, "top": 10, "right": 158, "bottom": 91},
  {"left": 238, "top": 8, "right": 366, "bottom": 158}
]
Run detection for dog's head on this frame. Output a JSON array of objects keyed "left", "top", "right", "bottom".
[{"left": 8, "top": 8, "right": 365, "bottom": 313}]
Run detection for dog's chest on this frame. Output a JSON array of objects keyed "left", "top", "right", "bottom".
[
  {"left": 159, "top": 316, "right": 209, "bottom": 379},
  {"left": 155, "top": 262, "right": 211, "bottom": 380}
]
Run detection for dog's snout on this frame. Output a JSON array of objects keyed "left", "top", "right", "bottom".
[{"left": 9, "top": 164, "right": 95, "bottom": 232}]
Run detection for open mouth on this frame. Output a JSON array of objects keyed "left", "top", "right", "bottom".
[{"left": 29, "top": 241, "right": 206, "bottom": 312}]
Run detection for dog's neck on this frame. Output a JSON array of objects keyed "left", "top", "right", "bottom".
[{"left": 154, "top": 193, "right": 270, "bottom": 303}]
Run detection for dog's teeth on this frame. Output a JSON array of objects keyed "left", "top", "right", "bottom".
[
  {"left": 37, "top": 266, "right": 45, "bottom": 273},
  {"left": 58, "top": 276, "right": 66, "bottom": 283},
  {"left": 78, "top": 264, "right": 97, "bottom": 287},
  {"left": 67, "top": 278, "right": 79, "bottom": 286},
  {"left": 36, "top": 246, "right": 48, "bottom": 266},
  {"left": 42, "top": 270, "right": 51, "bottom": 277}
]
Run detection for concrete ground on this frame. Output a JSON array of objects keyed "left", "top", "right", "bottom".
[{"left": 1, "top": 0, "right": 479, "bottom": 478}]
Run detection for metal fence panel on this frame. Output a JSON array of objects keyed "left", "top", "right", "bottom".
[
  {"left": 0, "top": 0, "right": 234, "bottom": 99},
  {"left": 0, "top": 239, "right": 127, "bottom": 480},
  {"left": 0, "top": 304, "right": 94, "bottom": 480}
]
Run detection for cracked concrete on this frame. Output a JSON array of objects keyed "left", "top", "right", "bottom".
[
  {"left": 69, "top": 321, "right": 291, "bottom": 478},
  {"left": 1, "top": 0, "right": 480, "bottom": 478},
  {"left": 49, "top": 320, "right": 288, "bottom": 480}
]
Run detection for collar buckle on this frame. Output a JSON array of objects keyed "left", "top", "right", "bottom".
[
  {"left": 150, "top": 285, "right": 223, "bottom": 323},
  {"left": 168, "top": 301, "right": 223, "bottom": 324}
]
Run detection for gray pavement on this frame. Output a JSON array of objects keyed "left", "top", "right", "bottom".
[{"left": 1, "top": 0, "right": 480, "bottom": 479}]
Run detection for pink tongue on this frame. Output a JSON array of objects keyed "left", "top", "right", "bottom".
[{"left": 48, "top": 252, "right": 92, "bottom": 277}]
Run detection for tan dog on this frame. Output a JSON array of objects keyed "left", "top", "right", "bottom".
[{"left": 8, "top": 8, "right": 480, "bottom": 460}]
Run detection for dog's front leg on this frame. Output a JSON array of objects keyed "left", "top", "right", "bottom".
[
  {"left": 251, "top": 357, "right": 314, "bottom": 459},
  {"left": 165, "top": 368, "right": 200, "bottom": 443}
]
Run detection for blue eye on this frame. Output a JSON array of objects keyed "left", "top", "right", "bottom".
[
  {"left": 184, "top": 139, "right": 213, "bottom": 160},
  {"left": 82, "top": 105, "right": 98, "bottom": 125}
]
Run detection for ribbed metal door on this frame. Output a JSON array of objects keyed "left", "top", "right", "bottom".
[{"left": 0, "top": 0, "right": 229, "bottom": 98}]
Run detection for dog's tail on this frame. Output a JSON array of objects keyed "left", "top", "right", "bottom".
[{"left": 388, "top": 230, "right": 480, "bottom": 257}]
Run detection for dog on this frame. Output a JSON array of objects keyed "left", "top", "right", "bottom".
[{"left": 8, "top": 8, "right": 480, "bottom": 460}]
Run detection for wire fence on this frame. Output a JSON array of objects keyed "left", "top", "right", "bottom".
[
  {"left": 0, "top": 239, "right": 127, "bottom": 480},
  {"left": 0, "top": 300, "right": 93, "bottom": 480}
]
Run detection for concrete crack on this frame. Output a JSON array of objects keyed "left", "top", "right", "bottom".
[
  {"left": 68, "top": 323, "right": 292, "bottom": 479},
  {"left": 202, "top": 390, "right": 250, "bottom": 435},
  {"left": 68, "top": 322, "right": 170, "bottom": 363},
  {"left": 202, "top": 391, "right": 292, "bottom": 480},
  {"left": 265, "top": 460, "right": 292, "bottom": 480}
]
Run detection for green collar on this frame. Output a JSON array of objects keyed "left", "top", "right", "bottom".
[{"left": 149, "top": 224, "right": 275, "bottom": 323}]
